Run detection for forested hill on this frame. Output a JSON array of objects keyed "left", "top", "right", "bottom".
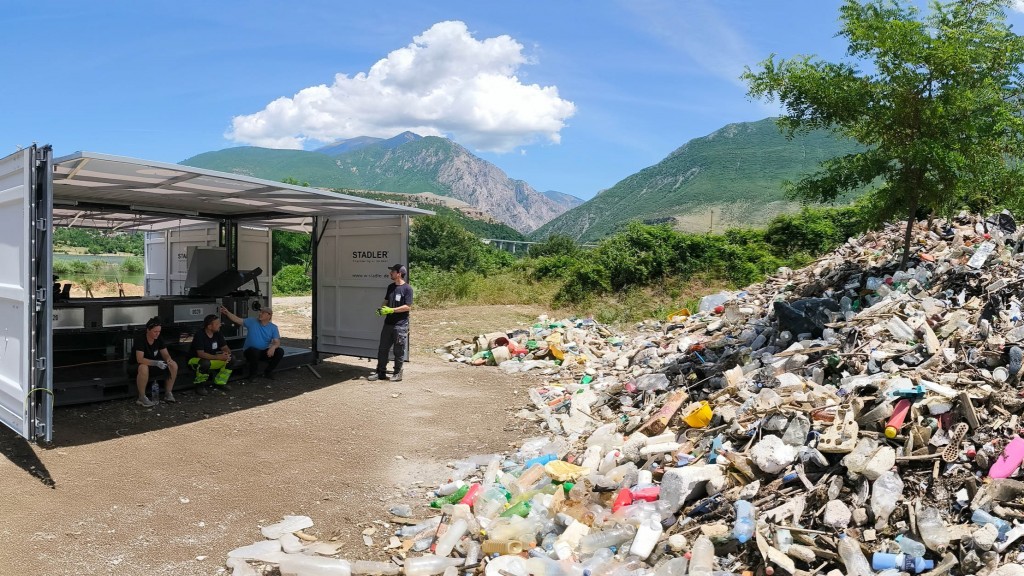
[{"left": 530, "top": 118, "right": 864, "bottom": 242}]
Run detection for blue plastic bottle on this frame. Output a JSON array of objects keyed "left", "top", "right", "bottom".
[
  {"left": 732, "top": 500, "right": 755, "bottom": 543},
  {"left": 523, "top": 453, "right": 557, "bottom": 469},
  {"left": 871, "top": 553, "right": 934, "bottom": 574},
  {"left": 971, "top": 509, "right": 1011, "bottom": 538}
]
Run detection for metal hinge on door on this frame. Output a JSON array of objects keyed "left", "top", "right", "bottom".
[{"left": 35, "top": 357, "right": 46, "bottom": 370}]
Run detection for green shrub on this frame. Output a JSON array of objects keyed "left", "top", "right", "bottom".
[
  {"left": 120, "top": 256, "right": 144, "bottom": 274},
  {"left": 529, "top": 254, "right": 580, "bottom": 280},
  {"left": 52, "top": 260, "right": 71, "bottom": 277},
  {"left": 68, "top": 260, "right": 90, "bottom": 275},
  {"left": 555, "top": 261, "right": 610, "bottom": 306},
  {"left": 528, "top": 234, "right": 580, "bottom": 258},
  {"left": 272, "top": 265, "right": 312, "bottom": 295}
]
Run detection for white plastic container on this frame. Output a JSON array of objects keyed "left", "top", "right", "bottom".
[{"left": 629, "top": 516, "right": 664, "bottom": 559}]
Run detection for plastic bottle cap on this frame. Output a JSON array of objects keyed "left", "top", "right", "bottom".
[{"left": 884, "top": 426, "right": 898, "bottom": 439}]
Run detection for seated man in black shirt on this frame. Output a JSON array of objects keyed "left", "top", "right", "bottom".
[
  {"left": 127, "top": 316, "right": 178, "bottom": 407},
  {"left": 188, "top": 314, "right": 237, "bottom": 395}
]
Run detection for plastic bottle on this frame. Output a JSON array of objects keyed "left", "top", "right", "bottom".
[
  {"left": 895, "top": 535, "right": 927, "bottom": 558},
  {"left": 870, "top": 471, "right": 904, "bottom": 529},
  {"left": 279, "top": 555, "right": 352, "bottom": 576},
  {"left": 655, "top": 557, "right": 689, "bottom": 576},
  {"left": 463, "top": 540, "right": 480, "bottom": 576},
  {"left": 431, "top": 485, "right": 470, "bottom": 508},
  {"left": 434, "top": 518, "right": 468, "bottom": 557},
  {"left": 871, "top": 552, "right": 934, "bottom": 574},
  {"left": 436, "top": 480, "right": 466, "bottom": 497},
  {"left": 459, "top": 484, "right": 482, "bottom": 506},
  {"left": 474, "top": 485, "right": 509, "bottom": 519},
  {"left": 837, "top": 534, "right": 873, "bottom": 576},
  {"left": 579, "top": 524, "right": 636, "bottom": 553},
  {"left": 917, "top": 507, "right": 949, "bottom": 552},
  {"left": 971, "top": 509, "right": 1011, "bottom": 538},
  {"left": 523, "top": 453, "right": 558, "bottom": 469},
  {"left": 403, "top": 556, "right": 465, "bottom": 576},
  {"left": 352, "top": 561, "right": 400, "bottom": 575},
  {"left": 731, "top": 500, "right": 755, "bottom": 544},
  {"left": 150, "top": 380, "right": 160, "bottom": 403},
  {"left": 499, "top": 500, "right": 532, "bottom": 518},
  {"left": 628, "top": 516, "right": 663, "bottom": 559},
  {"left": 687, "top": 535, "right": 715, "bottom": 576}
]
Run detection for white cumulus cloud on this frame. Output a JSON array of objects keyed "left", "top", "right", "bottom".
[
  {"left": 226, "top": 21, "right": 576, "bottom": 153},
  {"left": 1014, "top": 1, "right": 1024, "bottom": 13}
]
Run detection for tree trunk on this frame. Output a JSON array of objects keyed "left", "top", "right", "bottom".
[{"left": 900, "top": 192, "right": 920, "bottom": 269}]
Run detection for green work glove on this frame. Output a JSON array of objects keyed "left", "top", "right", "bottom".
[{"left": 380, "top": 306, "right": 394, "bottom": 315}]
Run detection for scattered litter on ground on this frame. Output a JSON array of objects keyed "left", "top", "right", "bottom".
[{"left": 227, "top": 213, "right": 1024, "bottom": 576}]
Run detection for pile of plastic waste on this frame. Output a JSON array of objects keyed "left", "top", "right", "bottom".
[{"left": 226, "top": 213, "right": 1024, "bottom": 576}]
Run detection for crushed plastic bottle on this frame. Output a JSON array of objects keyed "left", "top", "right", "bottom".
[
  {"left": 916, "top": 507, "right": 950, "bottom": 552},
  {"left": 687, "top": 535, "right": 715, "bottom": 576},
  {"left": 895, "top": 535, "right": 927, "bottom": 558},
  {"left": 837, "top": 534, "right": 873, "bottom": 576},
  {"left": 870, "top": 471, "right": 903, "bottom": 529}
]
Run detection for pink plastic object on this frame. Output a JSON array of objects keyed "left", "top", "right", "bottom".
[
  {"left": 459, "top": 483, "right": 482, "bottom": 506},
  {"left": 989, "top": 436, "right": 1024, "bottom": 479},
  {"left": 631, "top": 486, "right": 661, "bottom": 502}
]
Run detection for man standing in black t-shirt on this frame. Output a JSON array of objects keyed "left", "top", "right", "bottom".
[
  {"left": 128, "top": 316, "right": 178, "bottom": 407},
  {"left": 370, "top": 264, "right": 413, "bottom": 382},
  {"left": 188, "top": 314, "right": 237, "bottom": 394}
]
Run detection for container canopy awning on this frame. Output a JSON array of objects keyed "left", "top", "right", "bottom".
[{"left": 51, "top": 151, "right": 432, "bottom": 232}]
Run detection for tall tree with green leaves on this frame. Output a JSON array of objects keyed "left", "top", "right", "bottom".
[{"left": 743, "top": 0, "right": 1024, "bottom": 266}]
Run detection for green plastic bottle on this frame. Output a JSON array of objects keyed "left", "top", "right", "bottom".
[
  {"left": 499, "top": 500, "right": 532, "bottom": 518},
  {"left": 429, "top": 484, "right": 470, "bottom": 508}
]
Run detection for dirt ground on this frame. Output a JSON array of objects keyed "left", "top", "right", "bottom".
[{"left": 0, "top": 297, "right": 555, "bottom": 575}]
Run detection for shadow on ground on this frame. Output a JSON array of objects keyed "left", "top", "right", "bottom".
[
  {"left": 12, "top": 358, "right": 372, "bottom": 452},
  {"left": 0, "top": 431, "right": 56, "bottom": 488}
]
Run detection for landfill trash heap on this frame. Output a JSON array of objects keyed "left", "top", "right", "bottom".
[{"left": 228, "top": 213, "right": 1024, "bottom": 576}]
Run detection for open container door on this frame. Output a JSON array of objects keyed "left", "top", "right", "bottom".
[
  {"left": 0, "top": 146, "right": 53, "bottom": 442},
  {"left": 315, "top": 215, "right": 409, "bottom": 359}
]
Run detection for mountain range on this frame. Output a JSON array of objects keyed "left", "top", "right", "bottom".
[
  {"left": 182, "top": 132, "right": 577, "bottom": 233},
  {"left": 182, "top": 119, "right": 862, "bottom": 242}
]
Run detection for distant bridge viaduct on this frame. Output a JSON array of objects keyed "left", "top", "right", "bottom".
[{"left": 480, "top": 238, "right": 597, "bottom": 254}]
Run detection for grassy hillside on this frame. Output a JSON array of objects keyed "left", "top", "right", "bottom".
[
  {"left": 328, "top": 137, "right": 453, "bottom": 195},
  {"left": 182, "top": 147, "right": 352, "bottom": 186},
  {"left": 530, "top": 118, "right": 864, "bottom": 241}
]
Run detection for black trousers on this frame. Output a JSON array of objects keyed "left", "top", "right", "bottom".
[
  {"left": 376, "top": 322, "right": 408, "bottom": 377},
  {"left": 244, "top": 347, "right": 284, "bottom": 376}
]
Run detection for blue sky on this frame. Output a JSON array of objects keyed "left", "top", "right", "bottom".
[{"left": 5, "top": 1, "right": 1024, "bottom": 201}]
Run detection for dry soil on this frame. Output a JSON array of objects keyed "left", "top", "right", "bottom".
[{"left": 0, "top": 297, "right": 553, "bottom": 575}]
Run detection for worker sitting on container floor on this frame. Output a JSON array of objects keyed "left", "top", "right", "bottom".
[
  {"left": 218, "top": 305, "right": 283, "bottom": 380},
  {"left": 188, "top": 314, "right": 238, "bottom": 395}
]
